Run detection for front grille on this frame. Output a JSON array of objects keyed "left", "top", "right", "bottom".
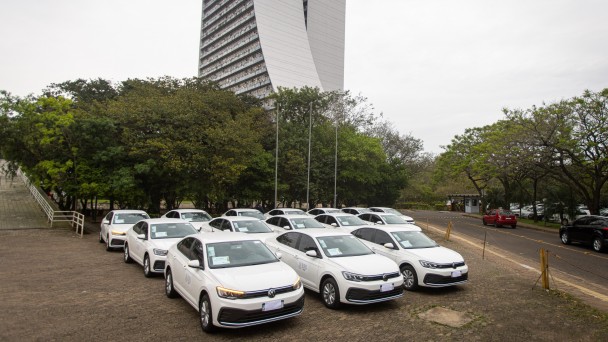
[
  {"left": 217, "top": 294, "right": 304, "bottom": 326},
  {"left": 360, "top": 272, "right": 401, "bottom": 282},
  {"left": 345, "top": 286, "right": 403, "bottom": 302},
  {"left": 241, "top": 284, "right": 296, "bottom": 299},
  {"left": 153, "top": 260, "right": 165, "bottom": 271},
  {"left": 424, "top": 272, "right": 469, "bottom": 285},
  {"left": 434, "top": 262, "right": 466, "bottom": 269},
  {"left": 110, "top": 239, "right": 125, "bottom": 246}
]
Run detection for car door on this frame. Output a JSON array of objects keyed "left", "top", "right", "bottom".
[
  {"left": 183, "top": 240, "right": 206, "bottom": 306},
  {"left": 486, "top": 210, "right": 496, "bottom": 225},
  {"left": 272, "top": 232, "right": 300, "bottom": 271},
  {"left": 570, "top": 217, "right": 590, "bottom": 242},
  {"left": 370, "top": 229, "right": 400, "bottom": 263},
  {"left": 171, "top": 237, "right": 194, "bottom": 297},
  {"left": 294, "top": 234, "right": 322, "bottom": 291},
  {"left": 101, "top": 211, "right": 114, "bottom": 239},
  {"left": 278, "top": 217, "right": 293, "bottom": 230},
  {"left": 130, "top": 221, "right": 146, "bottom": 264}
]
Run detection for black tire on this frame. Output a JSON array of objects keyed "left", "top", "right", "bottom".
[
  {"left": 143, "top": 254, "right": 152, "bottom": 278},
  {"left": 199, "top": 294, "right": 216, "bottom": 333},
  {"left": 105, "top": 235, "right": 112, "bottom": 251},
  {"left": 165, "top": 269, "right": 178, "bottom": 298},
  {"left": 321, "top": 277, "right": 341, "bottom": 309},
  {"left": 592, "top": 236, "right": 604, "bottom": 252},
  {"left": 401, "top": 265, "right": 419, "bottom": 291},
  {"left": 511, "top": 225, "right": 517, "bottom": 229},
  {"left": 482, "top": 219, "right": 487, "bottom": 226},
  {"left": 99, "top": 231, "right": 104, "bottom": 243},
  {"left": 494, "top": 221, "right": 500, "bottom": 228},
  {"left": 123, "top": 243, "right": 132, "bottom": 263},
  {"left": 560, "top": 231, "right": 570, "bottom": 245}
]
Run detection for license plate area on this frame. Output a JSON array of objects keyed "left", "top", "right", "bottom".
[
  {"left": 262, "top": 299, "right": 284, "bottom": 311},
  {"left": 380, "top": 283, "right": 394, "bottom": 292}
]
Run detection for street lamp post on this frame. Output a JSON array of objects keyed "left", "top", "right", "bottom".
[
  {"left": 274, "top": 104, "right": 279, "bottom": 209},
  {"left": 333, "top": 120, "right": 338, "bottom": 208},
  {"left": 306, "top": 102, "right": 312, "bottom": 210}
]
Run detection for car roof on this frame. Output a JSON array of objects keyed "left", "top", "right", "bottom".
[
  {"left": 278, "top": 228, "right": 351, "bottom": 238},
  {"left": 309, "top": 207, "right": 339, "bottom": 211},
  {"left": 140, "top": 218, "right": 190, "bottom": 224},
  {"left": 369, "top": 207, "right": 390, "bottom": 210},
  {"left": 229, "top": 208, "right": 262, "bottom": 213},
  {"left": 197, "top": 231, "right": 264, "bottom": 243},
  {"left": 169, "top": 209, "right": 208, "bottom": 213},
  {"left": 214, "top": 216, "right": 264, "bottom": 222},
  {"left": 360, "top": 225, "right": 422, "bottom": 233},
  {"left": 318, "top": 213, "right": 357, "bottom": 218},
  {"left": 268, "top": 215, "right": 313, "bottom": 220},
  {"left": 111, "top": 209, "right": 148, "bottom": 214}
]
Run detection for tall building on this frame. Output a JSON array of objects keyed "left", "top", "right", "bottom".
[{"left": 198, "top": 0, "right": 345, "bottom": 99}]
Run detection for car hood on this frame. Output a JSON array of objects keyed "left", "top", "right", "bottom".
[
  {"left": 244, "top": 232, "right": 276, "bottom": 242},
  {"left": 404, "top": 246, "right": 464, "bottom": 263},
  {"left": 211, "top": 262, "right": 298, "bottom": 291},
  {"left": 148, "top": 238, "right": 182, "bottom": 250},
  {"left": 328, "top": 254, "right": 398, "bottom": 275},
  {"left": 109, "top": 224, "right": 133, "bottom": 232}
]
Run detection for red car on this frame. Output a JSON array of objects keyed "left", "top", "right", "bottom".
[{"left": 483, "top": 209, "right": 517, "bottom": 228}]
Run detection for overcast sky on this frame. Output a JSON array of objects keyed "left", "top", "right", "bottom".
[{"left": 1, "top": 0, "right": 607, "bottom": 154}]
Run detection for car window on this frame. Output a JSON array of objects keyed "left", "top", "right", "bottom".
[
  {"left": 352, "top": 228, "right": 374, "bottom": 242},
  {"left": 297, "top": 234, "right": 319, "bottom": 255},
  {"left": 232, "top": 220, "right": 273, "bottom": 233},
  {"left": 133, "top": 221, "right": 144, "bottom": 234},
  {"left": 359, "top": 214, "right": 371, "bottom": 221},
  {"left": 177, "top": 237, "right": 195, "bottom": 259},
  {"left": 342, "top": 209, "right": 355, "bottom": 215},
  {"left": 372, "top": 230, "right": 393, "bottom": 246},
  {"left": 209, "top": 219, "right": 223, "bottom": 229},
  {"left": 268, "top": 209, "right": 280, "bottom": 216},
  {"left": 290, "top": 217, "right": 325, "bottom": 229},
  {"left": 316, "top": 235, "right": 372, "bottom": 258},
  {"left": 589, "top": 218, "right": 608, "bottom": 226},
  {"left": 325, "top": 216, "right": 338, "bottom": 226},
  {"left": 150, "top": 222, "right": 198, "bottom": 239},
  {"left": 276, "top": 232, "right": 299, "bottom": 249},
  {"left": 225, "top": 210, "right": 235, "bottom": 216},
  {"left": 573, "top": 217, "right": 591, "bottom": 226},
  {"left": 238, "top": 211, "right": 265, "bottom": 220},
  {"left": 113, "top": 213, "right": 149, "bottom": 224},
  {"left": 278, "top": 217, "right": 291, "bottom": 229},
  {"left": 266, "top": 217, "right": 279, "bottom": 226},
  {"left": 337, "top": 215, "right": 366, "bottom": 226},
  {"left": 370, "top": 214, "right": 383, "bottom": 224},
  {"left": 315, "top": 215, "right": 328, "bottom": 224},
  {"left": 382, "top": 215, "right": 408, "bottom": 224},
  {"left": 309, "top": 209, "right": 321, "bottom": 216},
  {"left": 370, "top": 208, "right": 382, "bottom": 212},
  {"left": 220, "top": 220, "right": 233, "bottom": 231},
  {"left": 391, "top": 231, "right": 438, "bottom": 249},
  {"left": 191, "top": 240, "right": 204, "bottom": 264},
  {"left": 206, "top": 240, "right": 278, "bottom": 268},
  {"left": 181, "top": 211, "right": 211, "bottom": 222}
]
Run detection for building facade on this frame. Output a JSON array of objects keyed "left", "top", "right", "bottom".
[{"left": 198, "top": 0, "right": 345, "bottom": 99}]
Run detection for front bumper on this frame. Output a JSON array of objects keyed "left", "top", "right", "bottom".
[
  {"left": 342, "top": 277, "right": 404, "bottom": 304},
  {"left": 421, "top": 266, "right": 469, "bottom": 287},
  {"left": 108, "top": 235, "right": 126, "bottom": 248}
]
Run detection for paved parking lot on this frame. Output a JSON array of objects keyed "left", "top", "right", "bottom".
[{"left": 1, "top": 225, "right": 607, "bottom": 341}]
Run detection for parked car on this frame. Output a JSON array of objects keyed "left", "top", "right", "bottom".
[
  {"left": 222, "top": 208, "right": 265, "bottom": 220},
  {"left": 264, "top": 229, "right": 404, "bottom": 309},
  {"left": 482, "top": 209, "right": 517, "bottom": 228},
  {"left": 559, "top": 215, "right": 608, "bottom": 252},
  {"left": 341, "top": 207, "right": 372, "bottom": 215},
  {"left": 351, "top": 225, "right": 468, "bottom": 290},
  {"left": 124, "top": 218, "right": 199, "bottom": 277},
  {"left": 307, "top": 207, "right": 341, "bottom": 216},
  {"left": 266, "top": 215, "right": 326, "bottom": 232},
  {"left": 314, "top": 213, "right": 369, "bottom": 232},
  {"left": 200, "top": 217, "right": 276, "bottom": 240},
  {"left": 100, "top": 210, "right": 150, "bottom": 251},
  {"left": 265, "top": 208, "right": 308, "bottom": 218},
  {"left": 164, "top": 232, "right": 305, "bottom": 332},
  {"left": 369, "top": 207, "right": 415, "bottom": 224},
  {"left": 358, "top": 212, "right": 413, "bottom": 226},
  {"left": 161, "top": 209, "right": 212, "bottom": 230}
]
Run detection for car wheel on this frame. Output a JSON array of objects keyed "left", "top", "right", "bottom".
[
  {"left": 482, "top": 219, "right": 487, "bottom": 226},
  {"left": 511, "top": 225, "right": 516, "bottom": 229},
  {"left": 401, "top": 265, "right": 419, "bottom": 291},
  {"left": 592, "top": 236, "right": 604, "bottom": 252},
  {"left": 99, "top": 231, "right": 104, "bottom": 243},
  {"left": 321, "top": 277, "right": 341, "bottom": 309},
  {"left": 165, "top": 269, "right": 178, "bottom": 298},
  {"left": 199, "top": 294, "right": 216, "bottom": 333},
  {"left": 105, "top": 235, "right": 112, "bottom": 251},
  {"left": 560, "top": 231, "right": 570, "bottom": 245},
  {"left": 143, "top": 254, "right": 152, "bottom": 278},
  {"left": 123, "top": 243, "right": 132, "bottom": 263}
]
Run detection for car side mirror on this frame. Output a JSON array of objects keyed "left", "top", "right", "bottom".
[
  {"left": 102, "top": 219, "right": 109, "bottom": 224},
  {"left": 376, "top": 221, "right": 383, "bottom": 225},
  {"left": 383, "top": 242, "right": 395, "bottom": 249},
  {"left": 283, "top": 226, "right": 291, "bottom": 230},
  {"left": 187, "top": 260, "right": 203, "bottom": 269},
  {"left": 305, "top": 250, "right": 318, "bottom": 258},
  {"left": 330, "top": 223, "right": 338, "bottom": 227},
  {"left": 137, "top": 234, "right": 145, "bottom": 240}
]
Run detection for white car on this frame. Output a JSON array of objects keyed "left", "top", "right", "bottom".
[
  {"left": 124, "top": 218, "right": 199, "bottom": 277},
  {"left": 265, "top": 215, "right": 326, "bottom": 232},
  {"left": 358, "top": 212, "right": 413, "bottom": 226},
  {"left": 99, "top": 210, "right": 150, "bottom": 251},
  {"left": 307, "top": 208, "right": 341, "bottom": 216},
  {"left": 161, "top": 209, "right": 212, "bottom": 230},
  {"left": 222, "top": 208, "right": 265, "bottom": 220},
  {"left": 164, "top": 232, "right": 305, "bottom": 332},
  {"left": 369, "top": 207, "right": 415, "bottom": 224},
  {"left": 341, "top": 207, "right": 372, "bottom": 215},
  {"left": 351, "top": 225, "right": 468, "bottom": 291},
  {"left": 313, "top": 213, "right": 369, "bottom": 232},
  {"left": 201, "top": 217, "right": 277, "bottom": 240},
  {"left": 264, "top": 229, "right": 404, "bottom": 309},
  {"left": 264, "top": 208, "right": 308, "bottom": 219}
]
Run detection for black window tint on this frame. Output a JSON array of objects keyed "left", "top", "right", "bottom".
[
  {"left": 266, "top": 217, "right": 278, "bottom": 226},
  {"left": 191, "top": 240, "right": 204, "bottom": 264},
  {"left": 353, "top": 228, "right": 375, "bottom": 242},
  {"left": 373, "top": 230, "right": 393, "bottom": 246},
  {"left": 105, "top": 212, "right": 114, "bottom": 222},
  {"left": 326, "top": 217, "right": 338, "bottom": 225},
  {"left": 298, "top": 234, "right": 319, "bottom": 254},
  {"left": 226, "top": 210, "right": 235, "bottom": 216},
  {"left": 360, "top": 214, "right": 370, "bottom": 221},
  {"left": 177, "top": 238, "right": 194, "bottom": 258},
  {"left": 221, "top": 220, "right": 233, "bottom": 231},
  {"left": 315, "top": 215, "right": 327, "bottom": 224},
  {"left": 370, "top": 208, "right": 381, "bottom": 212},
  {"left": 278, "top": 217, "right": 290, "bottom": 229},
  {"left": 277, "top": 232, "right": 299, "bottom": 249},
  {"left": 209, "top": 219, "right": 223, "bottom": 229}
]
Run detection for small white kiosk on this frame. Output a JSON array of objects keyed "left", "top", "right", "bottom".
[{"left": 448, "top": 194, "right": 481, "bottom": 213}]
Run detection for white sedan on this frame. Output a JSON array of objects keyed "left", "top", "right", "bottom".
[
  {"left": 200, "top": 216, "right": 277, "bottom": 240},
  {"left": 265, "top": 215, "right": 326, "bottom": 232},
  {"left": 164, "top": 232, "right": 305, "bottom": 332},
  {"left": 369, "top": 207, "right": 415, "bottom": 224},
  {"left": 358, "top": 212, "right": 413, "bottom": 226},
  {"left": 313, "top": 213, "right": 369, "bottom": 232},
  {"left": 161, "top": 209, "right": 212, "bottom": 230},
  {"left": 222, "top": 208, "right": 265, "bottom": 220},
  {"left": 124, "top": 218, "right": 199, "bottom": 277},
  {"left": 264, "top": 229, "right": 404, "bottom": 309},
  {"left": 99, "top": 210, "right": 149, "bottom": 251},
  {"left": 351, "top": 225, "right": 468, "bottom": 290}
]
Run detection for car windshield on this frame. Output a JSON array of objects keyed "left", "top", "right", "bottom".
[
  {"left": 181, "top": 212, "right": 211, "bottom": 222},
  {"left": 113, "top": 213, "right": 149, "bottom": 224},
  {"left": 232, "top": 220, "right": 273, "bottom": 233},
  {"left": 390, "top": 231, "right": 438, "bottom": 249},
  {"left": 498, "top": 211, "right": 515, "bottom": 216},
  {"left": 336, "top": 216, "right": 366, "bottom": 226},
  {"left": 325, "top": 209, "right": 341, "bottom": 213},
  {"left": 285, "top": 209, "right": 306, "bottom": 215},
  {"left": 150, "top": 223, "right": 198, "bottom": 239},
  {"left": 206, "top": 240, "right": 278, "bottom": 268},
  {"left": 238, "top": 211, "right": 265, "bottom": 220},
  {"left": 316, "top": 235, "right": 373, "bottom": 258},
  {"left": 289, "top": 217, "right": 325, "bottom": 229},
  {"left": 385, "top": 208, "right": 402, "bottom": 215},
  {"left": 382, "top": 215, "right": 409, "bottom": 224}
]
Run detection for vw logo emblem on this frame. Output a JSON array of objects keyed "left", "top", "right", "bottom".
[
  {"left": 382, "top": 273, "right": 389, "bottom": 282},
  {"left": 268, "top": 289, "right": 276, "bottom": 298}
]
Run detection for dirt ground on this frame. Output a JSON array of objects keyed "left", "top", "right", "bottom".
[{"left": 0, "top": 223, "right": 607, "bottom": 341}]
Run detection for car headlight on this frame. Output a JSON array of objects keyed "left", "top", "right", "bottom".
[
  {"left": 111, "top": 230, "right": 126, "bottom": 235},
  {"left": 293, "top": 276, "right": 302, "bottom": 290},
  {"left": 419, "top": 260, "right": 440, "bottom": 269},
  {"left": 342, "top": 271, "right": 366, "bottom": 282},
  {"left": 153, "top": 248, "right": 168, "bottom": 256},
  {"left": 216, "top": 286, "right": 246, "bottom": 299}
]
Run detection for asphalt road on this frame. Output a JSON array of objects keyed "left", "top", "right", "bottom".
[{"left": 409, "top": 210, "right": 608, "bottom": 309}]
